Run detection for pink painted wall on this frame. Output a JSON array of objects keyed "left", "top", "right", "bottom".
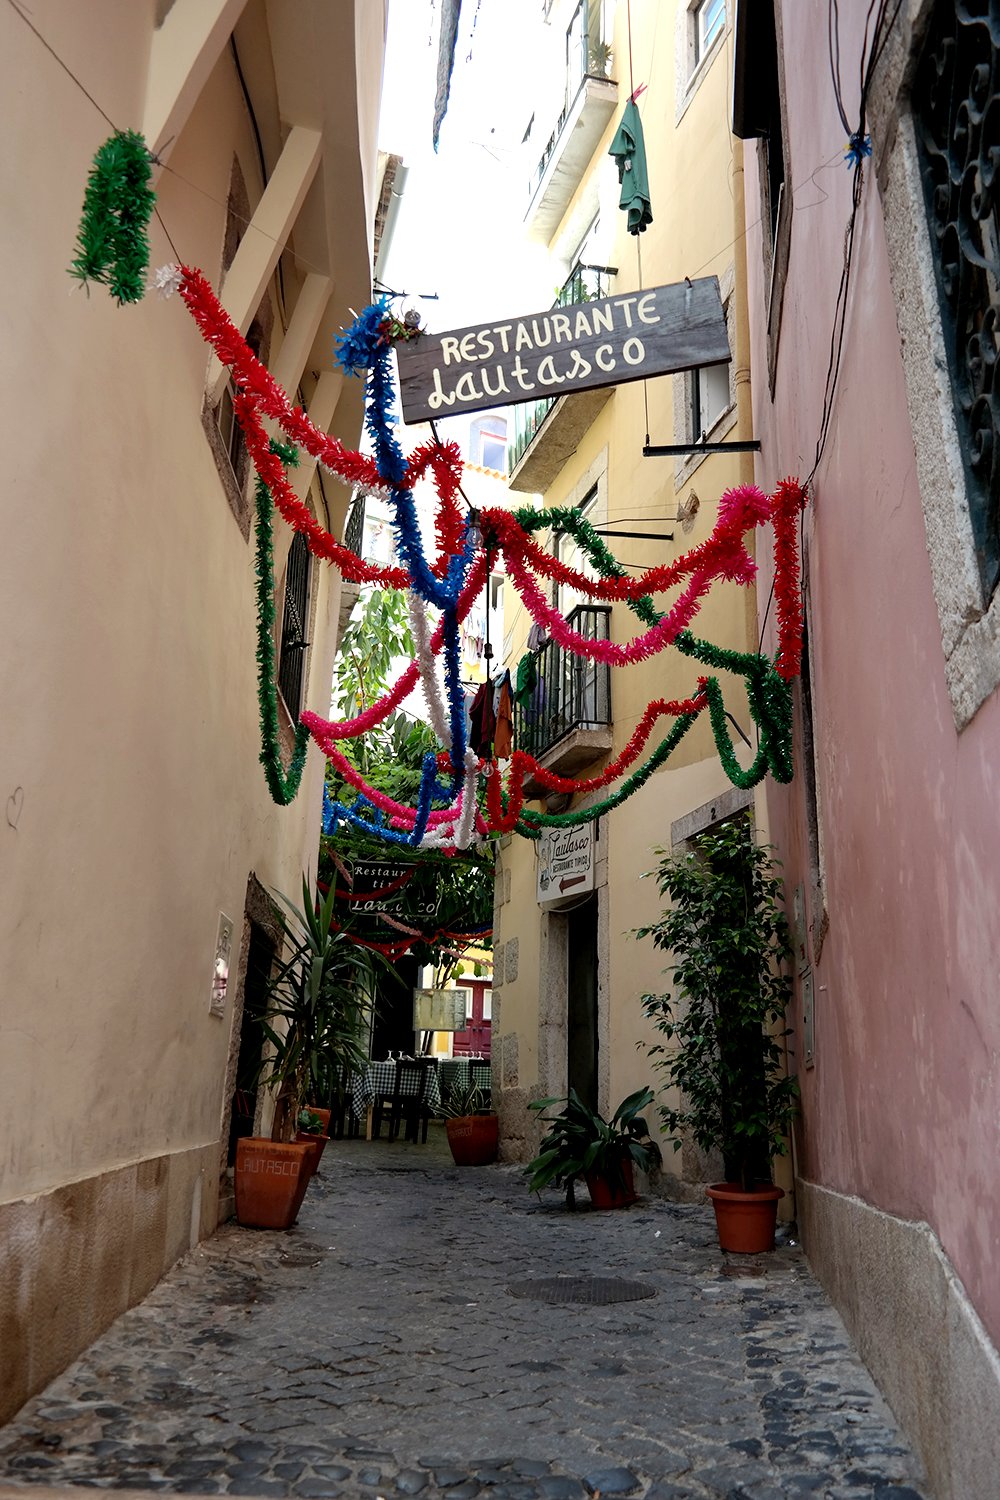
[{"left": 744, "top": 4, "right": 1000, "bottom": 1347}]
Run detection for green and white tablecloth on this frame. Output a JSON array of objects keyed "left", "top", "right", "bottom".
[
  {"left": 438, "top": 1058, "right": 492, "bottom": 1101},
  {"left": 350, "top": 1060, "right": 442, "bottom": 1120}
]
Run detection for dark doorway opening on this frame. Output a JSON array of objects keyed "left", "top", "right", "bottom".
[
  {"left": 371, "top": 955, "right": 420, "bottom": 1058},
  {"left": 227, "top": 922, "right": 276, "bottom": 1165},
  {"left": 567, "top": 893, "right": 599, "bottom": 1110}
]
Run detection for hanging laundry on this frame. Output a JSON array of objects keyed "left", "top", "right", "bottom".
[
  {"left": 515, "top": 651, "right": 538, "bottom": 707},
  {"left": 468, "top": 679, "right": 496, "bottom": 757},
  {"left": 609, "top": 97, "right": 653, "bottom": 235},
  {"left": 493, "top": 671, "right": 514, "bottom": 759},
  {"left": 527, "top": 621, "right": 549, "bottom": 651}
]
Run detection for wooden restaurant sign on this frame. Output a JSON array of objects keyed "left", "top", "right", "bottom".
[{"left": 395, "top": 275, "right": 730, "bottom": 424}]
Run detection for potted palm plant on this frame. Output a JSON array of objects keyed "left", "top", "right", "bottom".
[
  {"left": 636, "top": 819, "right": 797, "bottom": 1252},
  {"left": 234, "top": 876, "right": 378, "bottom": 1229},
  {"left": 439, "top": 1081, "right": 498, "bottom": 1165},
  {"left": 525, "top": 1088, "right": 661, "bottom": 1209}
]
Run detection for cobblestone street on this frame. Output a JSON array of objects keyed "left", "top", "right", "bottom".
[{"left": 0, "top": 1135, "right": 928, "bottom": 1500}]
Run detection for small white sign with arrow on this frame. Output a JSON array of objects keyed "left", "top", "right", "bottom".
[{"left": 536, "top": 823, "right": 595, "bottom": 907}]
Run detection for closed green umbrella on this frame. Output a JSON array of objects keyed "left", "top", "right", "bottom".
[{"left": 609, "top": 98, "right": 652, "bottom": 235}]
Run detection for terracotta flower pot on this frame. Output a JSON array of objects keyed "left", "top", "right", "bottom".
[
  {"left": 306, "top": 1107, "right": 332, "bottom": 1133},
  {"left": 446, "top": 1113, "right": 499, "bottom": 1165},
  {"left": 706, "top": 1182, "right": 785, "bottom": 1253},
  {"left": 585, "top": 1156, "right": 637, "bottom": 1209},
  {"left": 295, "top": 1130, "right": 330, "bottom": 1176},
  {"left": 234, "top": 1138, "right": 312, "bottom": 1229}
]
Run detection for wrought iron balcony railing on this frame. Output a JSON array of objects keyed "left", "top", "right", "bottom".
[
  {"left": 514, "top": 604, "right": 611, "bottom": 762},
  {"left": 529, "top": 0, "right": 614, "bottom": 196},
  {"left": 507, "top": 264, "right": 617, "bottom": 472}
]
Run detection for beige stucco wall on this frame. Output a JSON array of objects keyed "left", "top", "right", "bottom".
[
  {"left": 493, "top": 1, "right": 770, "bottom": 1190},
  {"left": 0, "top": 0, "right": 383, "bottom": 1423}
]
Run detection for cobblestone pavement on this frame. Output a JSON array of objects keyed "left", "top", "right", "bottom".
[{"left": 0, "top": 1131, "right": 928, "bottom": 1500}]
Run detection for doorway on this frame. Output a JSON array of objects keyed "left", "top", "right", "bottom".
[
  {"left": 566, "top": 893, "right": 598, "bottom": 1110},
  {"left": 226, "top": 921, "right": 275, "bottom": 1165},
  {"left": 370, "top": 955, "right": 420, "bottom": 1058}
]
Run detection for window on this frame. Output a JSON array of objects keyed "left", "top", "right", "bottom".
[
  {"left": 692, "top": 361, "right": 731, "bottom": 438},
  {"left": 694, "top": 0, "right": 725, "bottom": 66},
  {"left": 470, "top": 415, "right": 508, "bottom": 473},
  {"left": 912, "top": 3, "right": 1000, "bottom": 601},
  {"left": 554, "top": 485, "right": 599, "bottom": 615},
  {"left": 278, "top": 532, "right": 311, "bottom": 717},
  {"left": 866, "top": 3, "right": 1000, "bottom": 725},
  {"left": 732, "top": 0, "right": 790, "bottom": 388}
]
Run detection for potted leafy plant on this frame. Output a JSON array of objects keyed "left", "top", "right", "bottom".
[
  {"left": 439, "top": 1081, "right": 498, "bottom": 1166},
  {"left": 525, "top": 1088, "right": 661, "bottom": 1210},
  {"left": 234, "top": 876, "right": 379, "bottom": 1229},
  {"left": 295, "top": 1107, "right": 331, "bottom": 1176},
  {"left": 636, "top": 819, "right": 797, "bottom": 1252}
]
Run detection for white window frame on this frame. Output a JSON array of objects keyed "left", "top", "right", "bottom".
[{"left": 694, "top": 0, "right": 726, "bottom": 65}]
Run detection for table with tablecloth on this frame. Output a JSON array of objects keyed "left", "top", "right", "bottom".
[
  {"left": 350, "top": 1060, "right": 442, "bottom": 1122},
  {"left": 438, "top": 1057, "right": 492, "bottom": 1103}
]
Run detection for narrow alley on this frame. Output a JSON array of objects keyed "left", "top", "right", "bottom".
[{"left": 0, "top": 1137, "right": 926, "bottom": 1500}]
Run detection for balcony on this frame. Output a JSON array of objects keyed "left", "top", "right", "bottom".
[
  {"left": 514, "top": 605, "right": 612, "bottom": 791},
  {"left": 525, "top": 1, "right": 617, "bottom": 242},
  {"left": 507, "top": 263, "right": 617, "bottom": 492}
]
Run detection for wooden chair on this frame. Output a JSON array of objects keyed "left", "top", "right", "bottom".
[{"left": 386, "top": 1058, "right": 437, "bottom": 1144}]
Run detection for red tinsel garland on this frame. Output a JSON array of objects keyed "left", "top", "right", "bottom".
[
  {"left": 484, "top": 691, "right": 707, "bottom": 833},
  {"left": 769, "top": 477, "right": 807, "bottom": 680},
  {"left": 480, "top": 483, "right": 770, "bottom": 606}
]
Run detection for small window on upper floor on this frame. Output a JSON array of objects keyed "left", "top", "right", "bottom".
[
  {"left": 470, "top": 415, "right": 508, "bottom": 473},
  {"left": 554, "top": 484, "right": 599, "bottom": 615},
  {"left": 693, "top": 0, "right": 726, "bottom": 68},
  {"left": 692, "top": 361, "right": 731, "bottom": 439},
  {"left": 732, "top": 0, "right": 790, "bottom": 391}
]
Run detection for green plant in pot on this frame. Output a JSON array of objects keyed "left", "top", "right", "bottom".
[
  {"left": 525, "top": 1088, "right": 661, "bottom": 1210},
  {"left": 234, "top": 877, "right": 380, "bottom": 1229},
  {"left": 439, "top": 1081, "right": 498, "bottom": 1166},
  {"left": 636, "top": 819, "right": 797, "bottom": 1252}
]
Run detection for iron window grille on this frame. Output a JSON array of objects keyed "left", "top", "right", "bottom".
[
  {"left": 913, "top": 2, "right": 1000, "bottom": 600},
  {"left": 278, "top": 531, "right": 311, "bottom": 717},
  {"left": 344, "top": 490, "right": 366, "bottom": 557},
  {"left": 514, "top": 604, "right": 611, "bottom": 760}
]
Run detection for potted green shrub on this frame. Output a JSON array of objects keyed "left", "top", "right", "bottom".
[
  {"left": 234, "top": 877, "right": 379, "bottom": 1229},
  {"left": 295, "top": 1107, "right": 330, "bottom": 1176},
  {"left": 636, "top": 819, "right": 797, "bottom": 1252},
  {"left": 439, "top": 1081, "right": 498, "bottom": 1166},
  {"left": 525, "top": 1088, "right": 661, "bottom": 1210}
]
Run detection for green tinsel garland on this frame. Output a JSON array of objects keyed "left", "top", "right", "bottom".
[
  {"left": 255, "top": 443, "right": 310, "bottom": 804},
  {"left": 69, "top": 131, "right": 156, "bottom": 305},
  {"left": 510, "top": 503, "right": 795, "bottom": 834}
]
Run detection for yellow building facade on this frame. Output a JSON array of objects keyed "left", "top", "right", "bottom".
[
  {"left": 0, "top": 0, "right": 385, "bottom": 1421},
  {"left": 491, "top": 0, "right": 764, "bottom": 1182}
]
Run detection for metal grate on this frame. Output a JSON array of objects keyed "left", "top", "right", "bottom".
[
  {"left": 508, "top": 1276, "right": 656, "bottom": 1305},
  {"left": 913, "top": 3, "right": 1000, "bottom": 598},
  {"left": 344, "top": 489, "right": 366, "bottom": 557},
  {"left": 278, "top": 531, "right": 310, "bottom": 715}
]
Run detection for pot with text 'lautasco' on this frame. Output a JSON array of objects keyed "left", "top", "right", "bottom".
[{"left": 234, "top": 1138, "right": 312, "bottom": 1229}]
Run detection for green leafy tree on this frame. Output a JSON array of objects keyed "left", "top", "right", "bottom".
[
  {"left": 636, "top": 819, "right": 797, "bottom": 1191},
  {"left": 324, "top": 586, "right": 493, "bottom": 968}
]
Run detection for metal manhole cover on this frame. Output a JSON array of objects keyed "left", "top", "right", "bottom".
[{"left": 508, "top": 1276, "right": 656, "bottom": 1305}]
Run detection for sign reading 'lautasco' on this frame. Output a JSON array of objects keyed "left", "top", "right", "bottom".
[{"left": 396, "top": 276, "right": 730, "bottom": 424}]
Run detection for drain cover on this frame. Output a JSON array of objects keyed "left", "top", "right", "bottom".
[{"left": 508, "top": 1276, "right": 656, "bottom": 1305}]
